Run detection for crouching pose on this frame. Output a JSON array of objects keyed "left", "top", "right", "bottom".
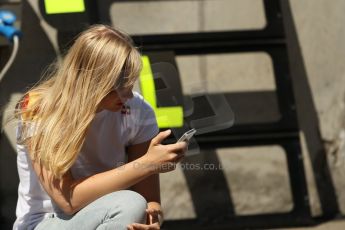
[{"left": 12, "top": 24, "right": 186, "bottom": 230}]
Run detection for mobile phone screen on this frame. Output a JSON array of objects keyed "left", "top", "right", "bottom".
[{"left": 177, "top": 129, "right": 196, "bottom": 143}]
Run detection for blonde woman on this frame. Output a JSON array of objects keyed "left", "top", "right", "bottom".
[{"left": 12, "top": 25, "right": 187, "bottom": 230}]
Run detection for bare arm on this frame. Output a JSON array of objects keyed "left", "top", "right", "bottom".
[
  {"left": 127, "top": 140, "right": 160, "bottom": 205},
  {"left": 32, "top": 154, "right": 154, "bottom": 215},
  {"left": 30, "top": 130, "right": 187, "bottom": 215},
  {"left": 127, "top": 138, "right": 185, "bottom": 227},
  {"left": 128, "top": 140, "right": 164, "bottom": 226}
]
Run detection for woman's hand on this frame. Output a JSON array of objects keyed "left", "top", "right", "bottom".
[
  {"left": 127, "top": 222, "right": 159, "bottom": 230},
  {"left": 140, "top": 130, "right": 187, "bottom": 174},
  {"left": 127, "top": 207, "right": 162, "bottom": 230}
]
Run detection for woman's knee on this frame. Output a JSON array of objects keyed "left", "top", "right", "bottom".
[
  {"left": 107, "top": 190, "right": 147, "bottom": 224},
  {"left": 103, "top": 190, "right": 147, "bottom": 215},
  {"left": 77, "top": 190, "right": 147, "bottom": 226},
  {"left": 118, "top": 190, "right": 147, "bottom": 212},
  {"left": 98, "top": 190, "right": 146, "bottom": 204}
]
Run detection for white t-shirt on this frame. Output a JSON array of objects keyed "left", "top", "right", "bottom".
[{"left": 13, "top": 92, "right": 159, "bottom": 230}]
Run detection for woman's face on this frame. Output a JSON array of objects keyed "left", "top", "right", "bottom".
[{"left": 97, "top": 86, "right": 134, "bottom": 113}]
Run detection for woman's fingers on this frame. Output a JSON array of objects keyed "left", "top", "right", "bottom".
[
  {"left": 151, "top": 130, "right": 171, "bottom": 145},
  {"left": 174, "top": 153, "right": 185, "bottom": 163},
  {"left": 145, "top": 132, "right": 188, "bottom": 173},
  {"left": 166, "top": 142, "right": 188, "bottom": 153},
  {"left": 128, "top": 223, "right": 160, "bottom": 230},
  {"left": 146, "top": 209, "right": 160, "bottom": 224}
]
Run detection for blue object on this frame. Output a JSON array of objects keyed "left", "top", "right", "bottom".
[{"left": 0, "top": 10, "right": 21, "bottom": 42}]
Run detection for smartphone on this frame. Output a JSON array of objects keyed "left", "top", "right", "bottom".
[{"left": 177, "top": 128, "right": 196, "bottom": 143}]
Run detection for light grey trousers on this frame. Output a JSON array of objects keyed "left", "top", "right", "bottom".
[{"left": 34, "top": 190, "right": 147, "bottom": 230}]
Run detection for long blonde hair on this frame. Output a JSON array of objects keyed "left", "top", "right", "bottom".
[{"left": 15, "top": 24, "right": 142, "bottom": 178}]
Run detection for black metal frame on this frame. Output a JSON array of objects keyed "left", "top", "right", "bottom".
[{"left": 156, "top": 52, "right": 312, "bottom": 229}]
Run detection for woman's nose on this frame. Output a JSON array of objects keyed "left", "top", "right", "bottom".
[
  {"left": 120, "top": 90, "right": 133, "bottom": 101},
  {"left": 124, "top": 90, "right": 133, "bottom": 99},
  {"left": 127, "top": 90, "right": 134, "bottom": 99}
]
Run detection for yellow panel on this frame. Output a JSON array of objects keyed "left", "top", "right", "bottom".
[
  {"left": 140, "top": 56, "right": 184, "bottom": 128},
  {"left": 44, "top": 0, "right": 85, "bottom": 14}
]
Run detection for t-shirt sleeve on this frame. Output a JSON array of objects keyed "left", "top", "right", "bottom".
[
  {"left": 127, "top": 97, "right": 159, "bottom": 145},
  {"left": 16, "top": 93, "right": 39, "bottom": 142},
  {"left": 16, "top": 119, "right": 37, "bottom": 142}
]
